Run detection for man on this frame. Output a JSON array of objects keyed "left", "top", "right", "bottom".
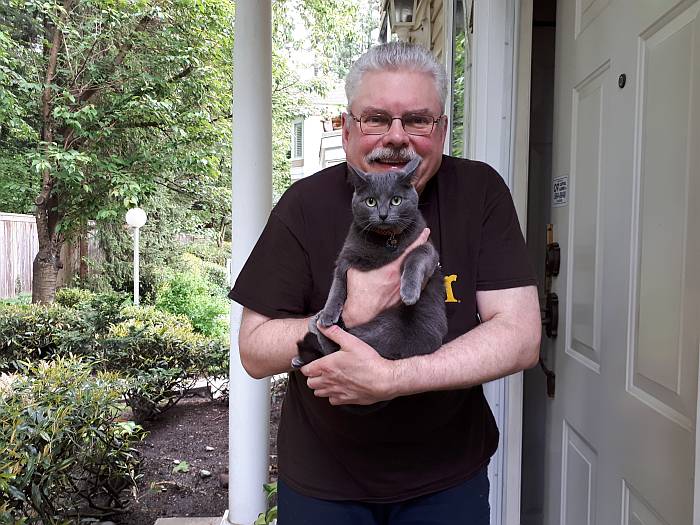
[{"left": 229, "top": 42, "right": 541, "bottom": 524}]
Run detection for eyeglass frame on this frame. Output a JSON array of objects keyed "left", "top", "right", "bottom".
[{"left": 347, "top": 111, "right": 446, "bottom": 136}]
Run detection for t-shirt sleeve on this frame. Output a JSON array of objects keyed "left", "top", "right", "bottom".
[
  {"left": 228, "top": 208, "right": 313, "bottom": 319},
  {"left": 476, "top": 173, "right": 537, "bottom": 291}
]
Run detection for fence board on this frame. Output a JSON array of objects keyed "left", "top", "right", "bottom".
[{"left": 0, "top": 213, "right": 39, "bottom": 298}]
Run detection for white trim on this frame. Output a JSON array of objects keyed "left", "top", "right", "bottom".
[
  {"left": 443, "top": 0, "right": 454, "bottom": 155},
  {"left": 471, "top": 1, "right": 524, "bottom": 524},
  {"left": 503, "top": 2, "right": 533, "bottom": 523}
]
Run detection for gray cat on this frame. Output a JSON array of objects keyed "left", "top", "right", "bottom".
[{"left": 294, "top": 156, "right": 448, "bottom": 383}]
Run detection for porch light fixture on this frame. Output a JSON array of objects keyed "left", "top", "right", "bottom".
[
  {"left": 389, "top": 0, "right": 417, "bottom": 27},
  {"left": 125, "top": 207, "right": 147, "bottom": 306}
]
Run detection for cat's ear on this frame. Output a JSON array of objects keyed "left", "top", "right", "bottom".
[
  {"left": 347, "top": 163, "right": 369, "bottom": 189},
  {"left": 398, "top": 156, "right": 422, "bottom": 185}
]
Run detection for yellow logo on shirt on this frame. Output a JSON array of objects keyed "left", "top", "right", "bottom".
[{"left": 444, "top": 274, "right": 460, "bottom": 303}]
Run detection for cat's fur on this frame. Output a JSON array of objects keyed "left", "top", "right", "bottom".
[{"left": 295, "top": 156, "right": 448, "bottom": 382}]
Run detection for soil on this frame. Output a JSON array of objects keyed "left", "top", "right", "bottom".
[{"left": 119, "top": 378, "right": 286, "bottom": 525}]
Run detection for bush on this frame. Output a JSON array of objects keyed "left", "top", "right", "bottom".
[
  {"left": 0, "top": 304, "right": 88, "bottom": 372},
  {"left": 54, "top": 287, "right": 97, "bottom": 308},
  {"left": 0, "top": 300, "right": 229, "bottom": 421},
  {"left": 0, "top": 357, "right": 145, "bottom": 523},
  {"left": 155, "top": 271, "right": 228, "bottom": 339},
  {"left": 0, "top": 293, "right": 31, "bottom": 306},
  {"left": 183, "top": 240, "right": 231, "bottom": 266},
  {"left": 100, "top": 307, "right": 227, "bottom": 421}
]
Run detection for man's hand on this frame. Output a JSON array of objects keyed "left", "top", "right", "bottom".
[
  {"left": 300, "top": 324, "right": 396, "bottom": 406},
  {"left": 341, "top": 227, "right": 431, "bottom": 327}
]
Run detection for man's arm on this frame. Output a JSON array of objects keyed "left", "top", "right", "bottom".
[
  {"left": 301, "top": 285, "right": 541, "bottom": 406},
  {"left": 238, "top": 308, "right": 310, "bottom": 379}
]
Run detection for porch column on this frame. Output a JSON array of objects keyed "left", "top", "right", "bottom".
[{"left": 228, "top": 1, "right": 272, "bottom": 524}]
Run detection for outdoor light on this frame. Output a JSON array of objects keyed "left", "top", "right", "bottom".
[
  {"left": 125, "top": 207, "right": 147, "bottom": 306},
  {"left": 389, "top": 0, "right": 417, "bottom": 27}
]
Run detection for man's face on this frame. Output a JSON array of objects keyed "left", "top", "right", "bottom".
[{"left": 342, "top": 70, "right": 447, "bottom": 194}]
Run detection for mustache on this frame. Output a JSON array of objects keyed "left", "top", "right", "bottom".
[{"left": 364, "top": 147, "right": 417, "bottom": 164}]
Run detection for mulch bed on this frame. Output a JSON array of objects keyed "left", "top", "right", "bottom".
[{"left": 119, "top": 378, "right": 285, "bottom": 525}]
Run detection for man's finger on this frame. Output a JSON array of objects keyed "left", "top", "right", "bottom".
[{"left": 316, "top": 323, "right": 362, "bottom": 347}]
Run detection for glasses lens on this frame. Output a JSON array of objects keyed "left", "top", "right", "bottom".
[
  {"left": 403, "top": 114, "right": 434, "bottom": 135},
  {"left": 360, "top": 114, "right": 391, "bottom": 134}
]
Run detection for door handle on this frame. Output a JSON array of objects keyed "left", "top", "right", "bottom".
[
  {"left": 541, "top": 292, "right": 558, "bottom": 338},
  {"left": 545, "top": 242, "right": 560, "bottom": 277}
]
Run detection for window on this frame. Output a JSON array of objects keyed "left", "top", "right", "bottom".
[
  {"left": 450, "top": 0, "right": 474, "bottom": 158},
  {"left": 293, "top": 121, "right": 303, "bottom": 159}
]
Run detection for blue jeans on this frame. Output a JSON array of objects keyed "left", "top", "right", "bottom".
[{"left": 277, "top": 467, "right": 490, "bottom": 525}]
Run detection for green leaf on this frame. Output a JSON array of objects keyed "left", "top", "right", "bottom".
[{"left": 172, "top": 460, "right": 190, "bottom": 473}]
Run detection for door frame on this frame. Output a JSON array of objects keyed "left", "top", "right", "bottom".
[{"left": 464, "top": 0, "right": 534, "bottom": 522}]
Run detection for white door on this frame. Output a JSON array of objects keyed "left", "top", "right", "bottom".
[{"left": 544, "top": 1, "right": 700, "bottom": 524}]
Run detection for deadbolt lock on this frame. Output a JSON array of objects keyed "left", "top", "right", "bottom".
[
  {"left": 541, "top": 292, "right": 559, "bottom": 338},
  {"left": 545, "top": 242, "right": 560, "bottom": 277}
]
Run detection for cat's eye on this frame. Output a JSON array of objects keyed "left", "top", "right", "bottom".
[
  {"left": 365, "top": 197, "right": 377, "bottom": 207},
  {"left": 390, "top": 196, "right": 402, "bottom": 206}
]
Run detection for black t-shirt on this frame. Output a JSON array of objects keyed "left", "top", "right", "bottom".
[{"left": 229, "top": 155, "right": 536, "bottom": 503}]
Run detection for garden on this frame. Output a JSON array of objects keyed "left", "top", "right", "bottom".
[{"left": 0, "top": 0, "right": 378, "bottom": 522}]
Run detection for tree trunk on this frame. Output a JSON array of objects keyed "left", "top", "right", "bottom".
[{"left": 32, "top": 252, "right": 61, "bottom": 304}]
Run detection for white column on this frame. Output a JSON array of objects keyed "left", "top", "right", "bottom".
[{"left": 227, "top": 2, "right": 272, "bottom": 524}]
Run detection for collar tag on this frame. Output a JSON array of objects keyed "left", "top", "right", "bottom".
[{"left": 385, "top": 233, "right": 398, "bottom": 252}]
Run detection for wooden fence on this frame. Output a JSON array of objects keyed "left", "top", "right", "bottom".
[
  {"left": 0, "top": 213, "right": 39, "bottom": 298},
  {"left": 0, "top": 213, "right": 101, "bottom": 299}
]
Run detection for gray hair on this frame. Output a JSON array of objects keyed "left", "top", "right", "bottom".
[{"left": 345, "top": 42, "right": 448, "bottom": 112}]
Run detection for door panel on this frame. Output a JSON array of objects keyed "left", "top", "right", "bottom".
[{"left": 545, "top": 1, "right": 700, "bottom": 524}]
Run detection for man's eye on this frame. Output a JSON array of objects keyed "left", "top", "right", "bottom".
[
  {"left": 365, "top": 197, "right": 377, "bottom": 207},
  {"left": 363, "top": 114, "right": 389, "bottom": 126},
  {"left": 390, "top": 196, "right": 402, "bottom": 206},
  {"left": 405, "top": 114, "right": 433, "bottom": 126}
]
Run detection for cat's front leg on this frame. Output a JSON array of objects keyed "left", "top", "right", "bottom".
[
  {"left": 318, "top": 262, "right": 349, "bottom": 327},
  {"left": 400, "top": 243, "right": 439, "bottom": 305}
]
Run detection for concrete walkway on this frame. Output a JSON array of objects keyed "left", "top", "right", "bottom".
[{"left": 154, "top": 518, "right": 222, "bottom": 525}]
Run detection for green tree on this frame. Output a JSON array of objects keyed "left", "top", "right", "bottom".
[
  {"left": 0, "top": 0, "right": 378, "bottom": 302},
  {"left": 0, "top": 0, "right": 234, "bottom": 303}
]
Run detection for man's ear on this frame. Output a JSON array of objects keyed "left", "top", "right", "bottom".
[
  {"left": 399, "top": 156, "right": 422, "bottom": 185},
  {"left": 347, "top": 163, "right": 369, "bottom": 189}
]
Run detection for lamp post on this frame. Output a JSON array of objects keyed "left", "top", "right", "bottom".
[{"left": 125, "top": 207, "right": 147, "bottom": 306}]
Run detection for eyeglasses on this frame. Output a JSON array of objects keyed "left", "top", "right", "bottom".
[{"left": 348, "top": 111, "right": 444, "bottom": 136}]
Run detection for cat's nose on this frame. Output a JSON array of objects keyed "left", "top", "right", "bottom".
[{"left": 379, "top": 212, "right": 388, "bottom": 221}]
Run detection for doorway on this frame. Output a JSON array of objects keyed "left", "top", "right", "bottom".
[{"left": 521, "top": 1, "right": 556, "bottom": 524}]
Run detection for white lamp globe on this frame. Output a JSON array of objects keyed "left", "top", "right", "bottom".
[{"left": 125, "top": 207, "right": 147, "bottom": 228}]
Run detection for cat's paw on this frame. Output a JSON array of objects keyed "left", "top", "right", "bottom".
[
  {"left": 308, "top": 314, "right": 322, "bottom": 335},
  {"left": 317, "top": 308, "right": 341, "bottom": 328},
  {"left": 400, "top": 281, "right": 421, "bottom": 305}
]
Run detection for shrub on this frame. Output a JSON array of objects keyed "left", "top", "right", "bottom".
[
  {"left": 155, "top": 271, "right": 228, "bottom": 338},
  {"left": 0, "top": 300, "right": 229, "bottom": 421},
  {"left": 0, "top": 304, "right": 88, "bottom": 372},
  {"left": 183, "top": 240, "right": 231, "bottom": 266},
  {"left": 0, "top": 293, "right": 31, "bottom": 306},
  {"left": 54, "top": 287, "right": 97, "bottom": 308},
  {"left": 100, "top": 307, "right": 227, "bottom": 421},
  {"left": 0, "top": 357, "right": 145, "bottom": 523}
]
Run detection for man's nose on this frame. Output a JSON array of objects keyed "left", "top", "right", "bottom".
[{"left": 382, "top": 118, "right": 410, "bottom": 147}]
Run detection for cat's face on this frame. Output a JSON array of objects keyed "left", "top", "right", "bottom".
[{"left": 349, "top": 158, "right": 420, "bottom": 234}]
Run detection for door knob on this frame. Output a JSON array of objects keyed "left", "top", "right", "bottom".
[
  {"left": 541, "top": 292, "right": 558, "bottom": 338},
  {"left": 545, "top": 242, "right": 560, "bottom": 277}
]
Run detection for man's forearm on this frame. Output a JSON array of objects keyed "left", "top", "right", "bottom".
[
  {"left": 390, "top": 311, "right": 541, "bottom": 398},
  {"left": 238, "top": 308, "right": 310, "bottom": 379}
]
